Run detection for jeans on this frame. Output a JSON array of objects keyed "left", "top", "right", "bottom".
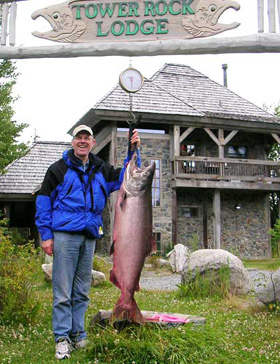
[{"left": 52, "top": 232, "right": 96, "bottom": 343}]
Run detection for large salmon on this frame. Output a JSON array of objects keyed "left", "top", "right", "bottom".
[{"left": 110, "top": 157, "right": 156, "bottom": 324}]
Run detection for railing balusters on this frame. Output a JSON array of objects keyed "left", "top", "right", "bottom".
[
  {"left": 268, "top": 0, "right": 276, "bottom": 32},
  {"left": 258, "top": 0, "right": 265, "bottom": 32},
  {"left": 1, "top": 3, "right": 9, "bottom": 46},
  {"left": 277, "top": 0, "right": 280, "bottom": 30}
]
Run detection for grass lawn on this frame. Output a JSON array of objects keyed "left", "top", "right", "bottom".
[
  {"left": 243, "top": 258, "right": 280, "bottom": 271},
  {"left": 0, "top": 267, "right": 280, "bottom": 364}
]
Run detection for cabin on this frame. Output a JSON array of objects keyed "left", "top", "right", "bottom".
[{"left": 1, "top": 63, "right": 280, "bottom": 258}]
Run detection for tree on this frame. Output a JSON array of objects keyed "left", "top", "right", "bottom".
[{"left": 0, "top": 59, "right": 28, "bottom": 173}]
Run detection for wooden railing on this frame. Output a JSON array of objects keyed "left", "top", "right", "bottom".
[
  {"left": 258, "top": 0, "right": 280, "bottom": 33},
  {"left": 172, "top": 156, "right": 280, "bottom": 184}
]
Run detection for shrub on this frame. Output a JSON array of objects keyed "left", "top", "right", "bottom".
[
  {"left": 0, "top": 221, "right": 40, "bottom": 324},
  {"left": 177, "top": 264, "right": 231, "bottom": 300},
  {"left": 269, "top": 219, "right": 280, "bottom": 257}
]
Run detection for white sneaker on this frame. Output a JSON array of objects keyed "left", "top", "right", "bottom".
[
  {"left": 55, "top": 338, "right": 73, "bottom": 360},
  {"left": 74, "top": 338, "right": 88, "bottom": 350}
]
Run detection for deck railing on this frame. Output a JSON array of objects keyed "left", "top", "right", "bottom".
[{"left": 172, "top": 156, "right": 280, "bottom": 183}]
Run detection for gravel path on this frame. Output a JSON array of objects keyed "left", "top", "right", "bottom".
[{"left": 139, "top": 269, "right": 272, "bottom": 291}]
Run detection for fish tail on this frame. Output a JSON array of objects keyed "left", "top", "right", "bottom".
[{"left": 111, "top": 296, "right": 145, "bottom": 325}]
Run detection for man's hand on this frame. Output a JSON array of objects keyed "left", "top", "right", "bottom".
[
  {"left": 42, "top": 239, "right": 54, "bottom": 256},
  {"left": 131, "top": 129, "right": 140, "bottom": 150}
]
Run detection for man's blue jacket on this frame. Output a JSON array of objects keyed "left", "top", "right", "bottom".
[{"left": 35, "top": 149, "right": 131, "bottom": 242}]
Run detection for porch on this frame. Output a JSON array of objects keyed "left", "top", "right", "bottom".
[{"left": 171, "top": 156, "right": 280, "bottom": 191}]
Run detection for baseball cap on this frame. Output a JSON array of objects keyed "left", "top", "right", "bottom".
[{"left": 72, "top": 125, "right": 93, "bottom": 137}]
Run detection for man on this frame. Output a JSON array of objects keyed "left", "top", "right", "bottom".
[{"left": 35, "top": 125, "right": 140, "bottom": 360}]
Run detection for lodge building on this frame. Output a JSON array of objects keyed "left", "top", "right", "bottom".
[{"left": 1, "top": 63, "right": 280, "bottom": 259}]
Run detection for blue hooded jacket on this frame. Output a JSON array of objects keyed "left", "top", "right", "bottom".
[{"left": 35, "top": 149, "right": 133, "bottom": 241}]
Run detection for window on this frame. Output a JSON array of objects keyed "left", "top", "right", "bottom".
[
  {"left": 151, "top": 159, "right": 161, "bottom": 206},
  {"left": 180, "top": 206, "right": 199, "bottom": 218},
  {"left": 153, "top": 232, "right": 161, "bottom": 252},
  {"left": 228, "top": 146, "right": 247, "bottom": 159}
]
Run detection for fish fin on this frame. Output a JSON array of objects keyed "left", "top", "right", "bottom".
[
  {"left": 111, "top": 296, "right": 144, "bottom": 325},
  {"left": 110, "top": 241, "right": 115, "bottom": 255},
  {"left": 118, "top": 188, "right": 127, "bottom": 210},
  {"left": 109, "top": 269, "right": 121, "bottom": 290}
]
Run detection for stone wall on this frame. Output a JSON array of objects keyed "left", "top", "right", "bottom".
[{"left": 177, "top": 189, "right": 271, "bottom": 259}]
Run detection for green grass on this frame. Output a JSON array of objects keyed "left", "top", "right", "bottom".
[
  {"left": 1, "top": 275, "right": 280, "bottom": 364},
  {"left": 243, "top": 258, "right": 280, "bottom": 270}
]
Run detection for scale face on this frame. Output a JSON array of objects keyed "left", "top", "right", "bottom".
[{"left": 119, "top": 67, "right": 144, "bottom": 93}]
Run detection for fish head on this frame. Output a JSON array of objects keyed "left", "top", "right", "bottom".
[
  {"left": 194, "top": 0, "right": 240, "bottom": 30},
  {"left": 31, "top": 2, "right": 86, "bottom": 42},
  {"left": 123, "top": 157, "right": 156, "bottom": 197}
]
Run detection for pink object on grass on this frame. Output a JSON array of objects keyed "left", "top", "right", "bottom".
[{"left": 146, "top": 314, "right": 189, "bottom": 323}]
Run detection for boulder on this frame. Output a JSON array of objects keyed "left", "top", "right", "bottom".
[
  {"left": 182, "top": 249, "right": 250, "bottom": 295},
  {"left": 91, "top": 270, "right": 106, "bottom": 286},
  {"left": 42, "top": 263, "right": 106, "bottom": 287},
  {"left": 253, "top": 270, "right": 274, "bottom": 303},
  {"left": 167, "top": 244, "right": 191, "bottom": 273},
  {"left": 42, "top": 263, "right": 53, "bottom": 282},
  {"left": 273, "top": 268, "right": 280, "bottom": 302}
]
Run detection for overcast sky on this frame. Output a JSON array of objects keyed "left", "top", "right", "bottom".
[{"left": 10, "top": 0, "right": 280, "bottom": 143}]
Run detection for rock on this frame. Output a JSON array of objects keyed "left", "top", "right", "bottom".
[
  {"left": 158, "top": 258, "right": 170, "bottom": 267},
  {"left": 253, "top": 270, "right": 274, "bottom": 303},
  {"left": 92, "top": 270, "right": 106, "bottom": 286},
  {"left": 273, "top": 268, "right": 280, "bottom": 302},
  {"left": 42, "top": 263, "right": 53, "bottom": 282},
  {"left": 182, "top": 249, "right": 250, "bottom": 295},
  {"left": 167, "top": 244, "right": 191, "bottom": 273},
  {"left": 42, "top": 263, "right": 106, "bottom": 287}
]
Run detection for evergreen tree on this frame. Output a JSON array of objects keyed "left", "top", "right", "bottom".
[{"left": 0, "top": 59, "right": 28, "bottom": 173}]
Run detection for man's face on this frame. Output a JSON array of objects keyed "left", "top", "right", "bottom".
[{"left": 72, "top": 132, "right": 95, "bottom": 161}]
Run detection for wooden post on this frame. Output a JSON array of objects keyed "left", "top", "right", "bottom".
[
  {"left": 172, "top": 189, "right": 177, "bottom": 245},
  {"left": 202, "top": 198, "right": 208, "bottom": 249},
  {"left": 218, "top": 129, "right": 224, "bottom": 159},
  {"left": 213, "top": 189, "right": 221, "bottom": 249},
  {"left": 1, "top": 3, "right": 9, "bottom": 46},
  {"left": 268, "top": 0, "right": 276, "bottom": 33},
  {"left": 109, "top": 122, "right": 118, "bottom": 246},
  {"left": 258, "top": 0, "right": 265, "bottom": 32},
  {"left": 9, "top": 1, "right": 17, "bottom": 46},
  {"left": 174, "top": 125, "right": 180, "bottom": 157}
]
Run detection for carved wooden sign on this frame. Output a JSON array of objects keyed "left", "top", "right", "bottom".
[{"left": 31, "top": 0, "right": 240, "bottom": 43}]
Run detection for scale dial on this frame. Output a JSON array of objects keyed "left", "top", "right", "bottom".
[{"left": 119, "top": 67, "right": 144, "bottom": 93}]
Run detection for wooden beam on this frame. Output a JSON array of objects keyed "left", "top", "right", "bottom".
[
  {"left": 218, "top": 129, "right": 224, "bottom": 158},
  {"left": 213, "top": 190, "right": 221, "bottom": 249},
  {"left": 3, "top": 33, "right": 280, "bottom": 59},
  {"left": 172, "top": 189, "right": 177, "bottom": 245},
  {"left": 223, "top": 130, "right": 239, "bottom": 145},
  {"left": 204, "top": 128, "right": 220, "bottom": 146},
  {"left": 268, "top": 0, "right": 276, "bottom": 33},
  {"left": 272, "top": 133, "right": 280, "bottom": 144},
  {"left": 258, "top": 0, "right": 265, "bottom": 32},
  {"left": 92, "top": 126, "right": 112, "bottom": 154},
  {"left": 174, "top": 125, "right": 180, "bottom": 157},
  {"left": 179, "top": 127, "right": 195, "bottom": 143},
  {"left": 172, "top": 179, "right": 280, "bottom": 191},
  {"left": 110, "top": 122, "right": 117, "bottom": 166}
]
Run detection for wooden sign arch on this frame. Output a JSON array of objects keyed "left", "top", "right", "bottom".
[{"left": 0, "top": 0, "right": 280, "bottom": 58}]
